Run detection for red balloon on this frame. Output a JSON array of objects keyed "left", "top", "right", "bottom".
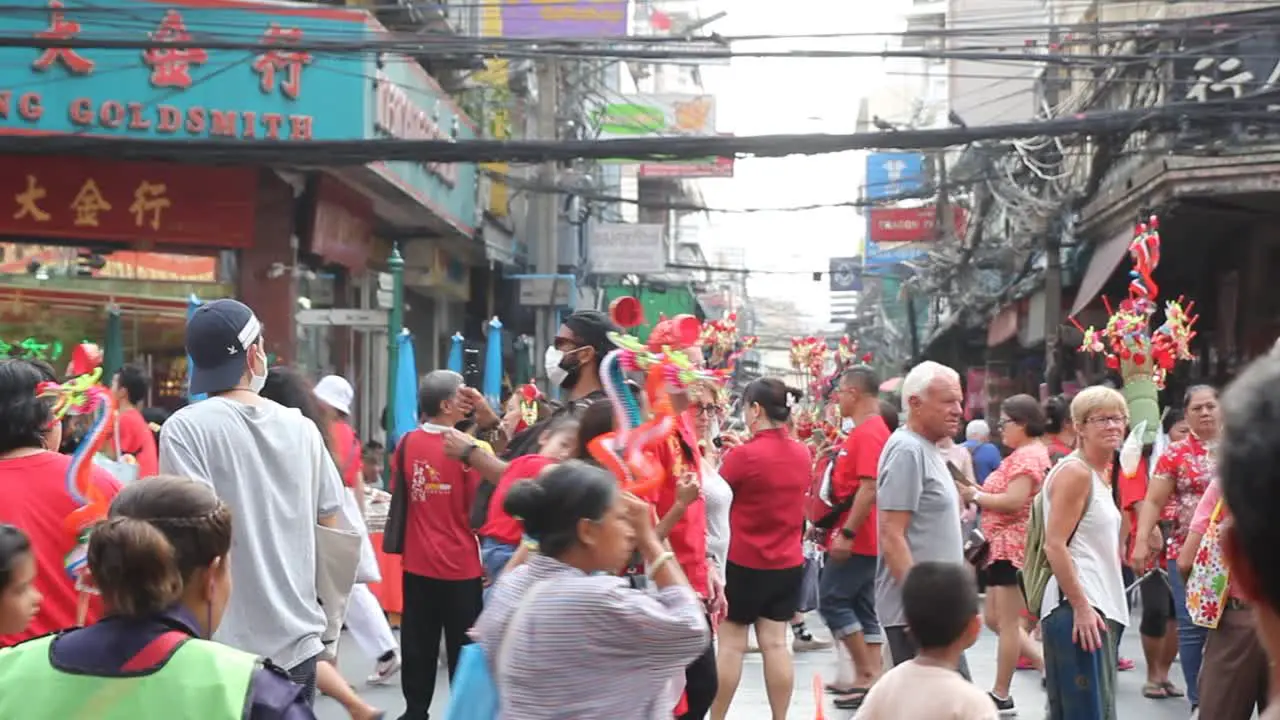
[
  {"left": 609, "top": 296, "right": 645, "bottom": 328},
  {"left": 671, "top": 315, "right": 702, "bottom": 347}
]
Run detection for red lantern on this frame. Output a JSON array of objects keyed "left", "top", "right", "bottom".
[{"left": 609, "top": 296, "right": 645, "bottom": 328}]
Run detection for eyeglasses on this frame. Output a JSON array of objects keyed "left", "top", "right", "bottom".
[
  {"left": 996, "top": 417, "right": 1011, "bottom": 427},
  {"left": 1086, "top": 415, "right": 1127, "bottom": 427},
  {"left": 691, "top": 404, "right": 719, "bottom": 416}
]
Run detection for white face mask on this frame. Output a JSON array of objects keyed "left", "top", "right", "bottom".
[
  {"left": 544, "top": 346, "right": 569, "bottom": 387},
  {"left": 248, "top": 348, "right": 268, "bottom": 394},
  {"left": 841, "top": 417, "right": 855, "bottom": 433}
]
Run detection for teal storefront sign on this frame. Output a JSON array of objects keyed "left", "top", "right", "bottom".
[
  {"left": 369, "top": 54, "right": 478, "bottom": 238},
  {"left": 0, "top": 0, "right": 371, "bottom": 140}
]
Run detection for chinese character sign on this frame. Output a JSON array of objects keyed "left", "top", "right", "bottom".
[
  {"left": 864, "top": 153, "right": 927, "bottom": 201},
  {"left": 1174, "top": 18, "right": 1280, "bottom": 109},
  {"left": 1, "top": 155, "right": 256, "bottom": 248},
  {"left": 0, "top": 0, "right": 370, "bottom": 141}
]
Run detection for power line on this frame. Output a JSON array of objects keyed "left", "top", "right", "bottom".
[{"left": 1, "top": 94, "right": 1269, "bottom": 164}]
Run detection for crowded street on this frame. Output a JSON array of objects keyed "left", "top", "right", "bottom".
[
  {"left": 7, "top": 1, "right": 1280, "bottom": 719},
  {"left": 315, "top": 616, "right": 1200, "bottom": 720}
]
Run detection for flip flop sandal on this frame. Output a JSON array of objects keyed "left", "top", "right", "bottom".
[
  {"left": 1142, "top": 683, "right": 1170, "bottom": 699},
  {"left": 832, "top": 688, "right": 870, "bottom": 710},
  {"left": 825, "top": 683, "right": 857, "bottom": 694},
  {"left": 1161, "top": 682, "right": 1185, "bottom": 697}
]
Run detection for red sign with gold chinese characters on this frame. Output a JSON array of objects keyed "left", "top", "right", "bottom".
[{"left": 0, "top": 156, "right": 256, "bottom": 248}]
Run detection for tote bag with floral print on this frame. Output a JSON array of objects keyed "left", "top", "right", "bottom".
[{"left": 1186, "top": 500, "right": 1230, "bottom": 630}]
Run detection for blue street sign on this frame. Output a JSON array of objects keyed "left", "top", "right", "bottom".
[{"left": 865, "top": 153, "right": 927, "bottom": 201}]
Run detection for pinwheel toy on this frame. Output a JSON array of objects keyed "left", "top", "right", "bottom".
[
  {"left": 590, "top": 297, "right": 727, "bottom": 499},
  {"left": 1073, "top": 215, "right": 1198, "bottom": 443},
  {"left": 35, "top": 343, "right": 115, "bottom": 596}
]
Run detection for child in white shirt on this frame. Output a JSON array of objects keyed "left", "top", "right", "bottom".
[{"left": 856, "top": 562, "right": 998, "bottom": 720}]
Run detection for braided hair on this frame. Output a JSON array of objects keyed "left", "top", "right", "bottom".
[{"left": 87, "top": 475, "right": 232, "bottom": 617}]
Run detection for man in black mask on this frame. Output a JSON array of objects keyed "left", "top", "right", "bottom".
[{"left": 503, "top": 310, "right": 619, "bottom": 459}]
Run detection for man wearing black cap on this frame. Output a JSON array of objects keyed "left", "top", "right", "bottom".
[{"left": 158, "top": 299, "right": 345, "bottom": 705}]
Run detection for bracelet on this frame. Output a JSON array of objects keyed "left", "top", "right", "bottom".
[
  {"left": 521, "top": 535, "right": 540, "bottom": 551},
  {"left": 646, "top": 551, "right": 675, "bottom": 578}
]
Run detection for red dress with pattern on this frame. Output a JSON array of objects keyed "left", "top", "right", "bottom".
[
  {"left": 1152, "top": 434, "right": 1217, "bottom": 560},
  {"left": 980, "top": 442, "right": 1051, "bottom": 568}
]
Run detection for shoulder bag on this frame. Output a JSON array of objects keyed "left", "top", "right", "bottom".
[{"left": 381, "top": 436, "right": 411, "bottom": 555}]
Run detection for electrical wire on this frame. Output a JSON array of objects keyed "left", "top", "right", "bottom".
[{"left": 3, "top": 92, "right": 1271, "bottom": 164}]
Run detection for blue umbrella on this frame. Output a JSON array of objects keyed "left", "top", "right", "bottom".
[
  {"left": 392, "top": 330, "right": 419, "bottom": 449},
  {"left": 446, "top": 332, "right": 464, "bottom": 373},
  {"left": 186, "top": 294, "right": 206, "bottom": 403},
  {"left": 483, "top": 317, "right": 503, "bottom": 409}
]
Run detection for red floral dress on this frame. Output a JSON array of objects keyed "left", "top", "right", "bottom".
[
  {"left": 980, "top": 442, "right": 1051, "bottom": 568},
  {"left": 1152, "top": 434, "right": 1217, "bottom": 561}
]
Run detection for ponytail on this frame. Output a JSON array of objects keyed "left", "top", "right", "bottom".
[{"left": 87, "top": 517, "right": 184, "bottom": 617}]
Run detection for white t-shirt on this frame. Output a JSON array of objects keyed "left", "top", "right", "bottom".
[
  {"left": 160, "top": 396, "right": 345, "bottom": 670},
  {"left": 855, "top": 660, "right": 998, "bottom": 720}
]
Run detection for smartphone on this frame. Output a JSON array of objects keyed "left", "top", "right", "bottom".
[{"left": 712, "top": 436, "right": 724, "bottom": 449}]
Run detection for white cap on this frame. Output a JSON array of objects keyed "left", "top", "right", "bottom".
[{"left": 314, "top": 375, "right": 354, "bottom": 416}]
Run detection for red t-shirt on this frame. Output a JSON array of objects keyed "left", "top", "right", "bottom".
[
  {"left": 653, "top": 424, "right": 709, "bottom": 597},
  {"left": 0, "top": 451, "right": 121, "bottom": 647},
  {"left": 720, "top": 427, "right": 812, "bottom": 570},
  {"left": 480, "top": 455, "right": 555, "bottom": 545},
  {"left": 828, "top": 415, "right": 890, "bottom": 555},
  {"left": 111, "top": 407, "right": 158, "bottom": 479},
  {"left": 391, "top": 429, "right": 482, "bottom": 580},
  {"left": 329, "top": 420, "right": 363, "bottom": 489}
]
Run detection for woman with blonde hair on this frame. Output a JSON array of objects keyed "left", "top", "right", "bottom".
[{"left": 1039, "top": 386, "right": 1129, "bottom": 719}]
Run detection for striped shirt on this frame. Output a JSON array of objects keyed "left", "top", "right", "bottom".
[{"left": 476, "top": 554, "right": 709, "bottom": 719}]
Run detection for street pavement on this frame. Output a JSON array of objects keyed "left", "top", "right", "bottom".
[{"left": 316, "top": 613, "right": 1199, "bottom": 719}]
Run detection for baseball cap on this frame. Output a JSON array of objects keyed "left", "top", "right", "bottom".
[
  {"left": 186, "top": 298, "right": 263, "bottom": 395},
  {"left": 314, "top": 375, "right": 354, "bottom": 416}
]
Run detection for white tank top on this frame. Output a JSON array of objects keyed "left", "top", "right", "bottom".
[{"left": 1039, "top": 456, "right": 1129, "bottom": 626}]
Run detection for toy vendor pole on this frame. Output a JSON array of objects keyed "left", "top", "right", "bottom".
[{"left": 383, "top": 242, "right": 404, "bottom": 482}]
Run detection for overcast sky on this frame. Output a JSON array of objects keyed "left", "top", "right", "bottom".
[{"left": 695, "top": 0, "right": 902, "bottom": 331}]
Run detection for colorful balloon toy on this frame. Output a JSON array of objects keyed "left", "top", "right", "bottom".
[
  {"left": 1073, "top": 215, "right": 1198, "bottom": 443},
  {"left": 590, "top": 297, "right": 728, "bottom": 499},
  {"left": 35, "top": 344, "right": 115, "bottom": 593}
]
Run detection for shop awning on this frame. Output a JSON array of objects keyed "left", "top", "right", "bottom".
[{"left": 1069, "top": 228, "right": 1132, "bottom": 317}]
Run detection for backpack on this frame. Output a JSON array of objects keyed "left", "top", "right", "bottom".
[
  {"left": 1018, "top": 455, "right": 1091, "bottom": 619},
  {"left": 805, "top": 447, "right": 850, "bottom": 529}
]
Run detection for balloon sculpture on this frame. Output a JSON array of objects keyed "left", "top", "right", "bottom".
[
  {"left": 514, "top": 382, "right": 542, "bottom": 435},
  {"left": 35, "top": 343, "right": 115, "bottom": 598},
  {"left": 589, "top": 297, "right": 728, "bottom": 499},
  {"left": 788, "top": 335, "right": 873, "bottom": 449},
  {"left": 1074, "top": 215, "right": 1198, "bottom": 444},
  {"left": 698, "top": 312, "right": 757, "bottom": 371}
]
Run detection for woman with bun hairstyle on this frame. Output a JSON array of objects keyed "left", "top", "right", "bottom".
[
  {"left": 710, "top": 378, "right": 814, "bottom": 720},
  {"left": 475, "top": 460, "right": 709, "bottom": 718},
  {"left": 0, "top": 476, "right": 316, "bottom": 719}
]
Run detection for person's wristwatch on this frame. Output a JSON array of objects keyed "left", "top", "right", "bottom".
[
  {"left": 460, "top": 443, "right": 477, "bottom": 466},
  {"left": 839, "top": 527, "right": 855, "bottom": 540}
]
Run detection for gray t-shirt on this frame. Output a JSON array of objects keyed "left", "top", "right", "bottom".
[
  {"left": 874, "top": 428, "right": 964, "bottom": 628},
  {"left": 159, "top": 396, "right": 344, "bottom": 670}
]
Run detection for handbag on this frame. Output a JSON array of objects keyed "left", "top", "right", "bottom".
[
  {"left": 315, "top": 522, "right": 363, "bottom": 661},
  {"left": 338, "top": 485, "right": 381, "bottom": 585},
  {"left": 382, "top": 437, "right": 411, "bottom": 555},
  {"left": 445, "top": 581, "right": 551, "bottom": 720},
  {"left": 946, "top": 460, "right": 989, "bottom": 565},
  {"left": 1186, "top": 500, "right": 1231, "bottom": 630}
]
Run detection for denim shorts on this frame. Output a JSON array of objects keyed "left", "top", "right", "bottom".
[
  {"left": 817, "top": 553, "right": 881, "bottom": 644},
  {"left": 480, "top": 537, "right": 517, "bottom": 597}
]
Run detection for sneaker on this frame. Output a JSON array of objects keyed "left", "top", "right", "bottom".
[
  {"left": 792, "top": 636, "right": 833, "bottom": 652},
  {"left": 367, "top": 652, "right": 402, "bottom": 685},
  {"left": 988, "top": 692, "right": 1015, "bottom": 715}
]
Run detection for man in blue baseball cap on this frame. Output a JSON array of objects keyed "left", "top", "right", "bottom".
[
  {"left": 159, "top": 298, "right": 345, "bottom": 706},
  {"left": 185, "top": 298, "right": 269, "bottom": 395}
]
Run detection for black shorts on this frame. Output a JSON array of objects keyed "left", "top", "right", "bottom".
[
  {"left": 986, "top": 559, "right": 1019, "bottom": 587},
  {"left": 1137, "top": 570, "right": 1176, "bottom": 638},
  {"left": 725, "top": 561, "right": 804, "bottom": 625}
]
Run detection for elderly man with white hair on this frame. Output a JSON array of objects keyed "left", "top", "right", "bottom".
[
  {"left": 963, "top": 419, "right": 1003, "bottom": 485},
  {"left": 874, "top": 360, "right": 970, "bottom": 677}
]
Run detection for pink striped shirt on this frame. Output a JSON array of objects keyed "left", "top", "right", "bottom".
[{"left": 475, "top": 554, "right": 709, "bottom": 719}]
